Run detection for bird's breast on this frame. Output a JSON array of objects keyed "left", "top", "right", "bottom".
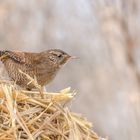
[{"left": 36, "top": 66, "right": 59, "bottom": 86}]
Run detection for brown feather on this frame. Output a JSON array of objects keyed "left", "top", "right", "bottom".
[{"left": 0, "top": 49, "right": 71, "bottom": 90}]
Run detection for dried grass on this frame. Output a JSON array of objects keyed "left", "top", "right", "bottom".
[{"left": 0, "top": 73, "right": 105, "bottom": 140}]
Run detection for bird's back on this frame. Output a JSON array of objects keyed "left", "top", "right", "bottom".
[
  {"left": 0, "top": 49, "right": 70, "bottom": 90},
  {"left": 0, "top": 51, "right": 40, "bottom": 89}
]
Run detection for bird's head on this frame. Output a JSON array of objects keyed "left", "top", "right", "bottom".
[{"left": 44, "top": 49, "right": 75, "bottom": 67}]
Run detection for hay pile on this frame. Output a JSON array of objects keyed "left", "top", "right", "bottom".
[{"left": 0, "top": 81, "right": 105, "bottom": 140}]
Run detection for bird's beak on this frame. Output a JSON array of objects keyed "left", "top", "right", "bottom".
[{"left": 69, "top": 56, "right": 79, "bottom": 59}]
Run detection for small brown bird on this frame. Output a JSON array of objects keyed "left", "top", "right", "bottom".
[{"left": 0, "top": 49, "right": 74, "bottom": 90}]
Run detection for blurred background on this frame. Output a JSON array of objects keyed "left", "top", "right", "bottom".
[{"left": 0, "top": 0, "right": 140, "bottom": 140}]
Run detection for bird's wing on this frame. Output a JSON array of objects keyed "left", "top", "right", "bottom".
[{"left": 0, "top": 50, "right": 26, "bottom": 63}]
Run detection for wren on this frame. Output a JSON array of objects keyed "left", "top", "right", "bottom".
[{"left": 0, "top": 49, "right": 74, "bottom": 90}]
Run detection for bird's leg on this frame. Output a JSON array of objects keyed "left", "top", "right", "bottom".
[
  {"left": 42, "top": 86, "right": 46, "bottom": 92},
  {"left": 38, "top": 86, "right": 45, "bottom": 99},
  {"left": 26, "top": 88, "right": 31, "bottom": 91}
]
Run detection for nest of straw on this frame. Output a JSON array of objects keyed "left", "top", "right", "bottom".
[{"left": 0, "top": 79, "right": 105, "bottom": 140}]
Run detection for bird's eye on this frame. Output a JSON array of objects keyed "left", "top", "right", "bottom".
[{"left": 58, "top": 54, "right": 62, "bottom": 58}]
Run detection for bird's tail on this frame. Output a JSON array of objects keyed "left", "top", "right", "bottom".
[
  {"left": 0, "top": 50, "right": 5, "bottom": 56},
  {"left": 0, "top": 50, "right": 25, "bottom": 63},
  {"left": 0, "top": 50, "right": 9, "bottom": 61}
]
